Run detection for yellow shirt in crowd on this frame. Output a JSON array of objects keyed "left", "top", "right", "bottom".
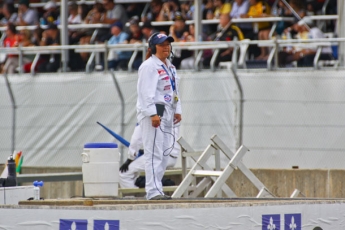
[
  {"left": 247, "top": 1, "right": 271, "bottom": 30},
  {"left": 214, "top": 3, "right": 232, "bottom": 19}
]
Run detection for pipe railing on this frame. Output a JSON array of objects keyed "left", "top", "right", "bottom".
[{"left": 1, "top": 37, "right": 344, "bottom": 74}]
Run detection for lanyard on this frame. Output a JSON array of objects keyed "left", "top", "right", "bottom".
[{"left": 161, "top": 64, "right": 176, "bottom": 92}]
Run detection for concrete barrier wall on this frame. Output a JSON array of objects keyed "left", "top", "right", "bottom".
[{"left": 15, "top": 167, "right": 345, "bottom": 199}]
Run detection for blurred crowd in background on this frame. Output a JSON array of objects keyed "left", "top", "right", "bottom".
[{"left": 0, "top": 0, "right": 338, "bottom": 73}]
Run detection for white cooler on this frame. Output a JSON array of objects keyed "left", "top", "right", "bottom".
[{"left": 81, "top": 143, "right": 119, "bottom": 197}]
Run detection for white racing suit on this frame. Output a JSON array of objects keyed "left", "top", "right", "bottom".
[
  {"left": 119, "top": 123, "right": 181, "bottom": 188},
  {"left": 136, "top": 55, "right": 182, "bottom": 200}
]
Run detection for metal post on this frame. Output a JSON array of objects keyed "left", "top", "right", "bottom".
[
  {"left": 229, "top": 65, "right": 244, "bottom": 149},
  {"left": 194, "top": 0, "right": 202, "bottom": 71},
  {"left": 194, "top": 0, "right": 202, "bottom": 43},
  {"left": 274, "top": 37, "right": 278, "bottom": 69},
  {"left": 4, "top": 71, "right": 17, "bottom": 154},
  {"left": 110, "top": 70, "right": 126, "bottom": 164},
  {"left": 18, "top": 44, "right": 23, "bottom": 75},
  {"left": 104, "top": 41, "right": 109, "bottom": 72},
  {"left": 338, "top": 0, "right": 345, "bottom": 67},
  {"left": 60, "top": 0, "right": 69, "bottom": 72}
]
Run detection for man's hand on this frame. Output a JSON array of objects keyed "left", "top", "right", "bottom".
[
  {"left": 151, "top": 115, "right": 160, "bottom": 128},
  {"left": 174, "top": 113, "right": 181, "bottom": 124},
  {"left": 119, "top": 159, "right": 133, "bottom": 173}
]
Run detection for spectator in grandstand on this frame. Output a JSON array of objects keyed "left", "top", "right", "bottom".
[
  {"left": 180, "top": 23, "right": 198, "bottom": 70},
  {"left": 31, "top": 27, "right": 43, "bottom": 46},
  {"left": 126, "top": 3, "right": 143, "bottom": 19},
  {"left": 230, "top": 0, "right": 252, "bottom": 40},
  {"left": 283, "top": 0, "right": 306, "bottom": 28},
  {"left": 68, "top": 3, "right": 82, "bottom": 25},
  {"left": 203, "top": 0, "right": 214, "bottom": 19},
  {"left": 80, "top": 3, "right": 108, "bottom": 46},
  {"left": 143, "top": 0, "right": 163, "bottom": 22},
  {"left": 305, "top": 0, "right": 316, "bottom": 16},
  {"left": 107, "top": 21, "right": 131, "bottom": 70},
  {"left": 180, "top": 0, "right": 194, "bottom": 20},
  {"left": 1, "top": 23, "right": 18, "bottom": 74},
  {"left": 0, "top": 3, "right": 17, "bottom": 26},
  {"left": 141, "top": 21, "right": 159, "bottom": 40},
  {"left": 160, "top": 0, "right": 181, "bottom": 21},
  {"left": 37, "top": 23, "right": 61, "bottom": 73},
  {"left": 213, "top": 0, "right": 232, "bottom": 19},
  {"left": 16, "top": 0, "right": 38, "bottom": 26},
  {"left": 102, "top": 0, "right": 128, "bottom": 26},
  {"left": 41, "top": 1, "right": 59, "bottom": 25},
  {"left": 125, "top": 16, "right": 144, "bottom": 70},
  {"left": 278, "top": 17, "right": 333, "bottom": 67},
  {"left": 168, "top": 12, "right": 192, "bottom": 69},
  {"left": 202, "top": 0, "right": 217, "bottom": 36},
  {"left": 85, "top": 2, "right": 105, "bottom": 24},
  {"left": 16, "top": 29, "right": 34, "bottom": 72},
  {"left": 271, "top": 0, "right": 289, "bottom": 36},
  {"left": 203, "top": 14, "right": 244, "bottom": 68},
  {"left": 241, "top": 0, "right": 271, "bottom": 60},
  {"left": 78, "top": 4, "right": 90, "bottom": 24},
  {"left": 24, "top": 28, "right": 45, "bottom": 73},
  {"left": 180, "top": 23, "right": 211, "bottom": 70}
]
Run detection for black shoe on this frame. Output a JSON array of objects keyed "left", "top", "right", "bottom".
[
  {"left": 164, "top": 195, "right": 172, "bottom": 200},
  {"left": 149, "top": 195, "right": 171, "bottom": 200}
]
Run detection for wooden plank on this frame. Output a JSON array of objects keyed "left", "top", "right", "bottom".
[
  {"left": 17, "top": 172, "right": 82, "bottom": 183},
  {"left": 16, "top": 170, "right": 182, "bottom": 184},
  {"left": 192, "top": 170, "right": 222, "bottom": 177},
  {"left": 118, "top": 186, "right": 178, "bottom": 197}
]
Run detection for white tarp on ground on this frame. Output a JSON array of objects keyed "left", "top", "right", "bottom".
[
  {"left": 1, "top": 69, "right": 345, "bottom": 169},
  {"left": 0, "top": 200, "right": 343, "bottom": 229}
]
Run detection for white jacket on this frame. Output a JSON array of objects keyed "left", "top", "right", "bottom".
[{"left": 136, "top": 55, "right": 182, "bottom": 122}]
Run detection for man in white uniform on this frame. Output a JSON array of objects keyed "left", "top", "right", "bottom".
[
  {"left": 119, "top": 123, "right": 181, "bottom": 188},
  {"left": 136, "top": 33, "right": 182, "bottom": 200}
]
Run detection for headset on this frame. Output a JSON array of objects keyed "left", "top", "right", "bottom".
[
  {"left": 148, "top": 32, "right": 160, "bottom": 54},
  {"left": 148, "top": 32, "right": 175, "bottom": 60}
]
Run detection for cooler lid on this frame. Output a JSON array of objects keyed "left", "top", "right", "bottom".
[{"left": 84, "top": 143, "right": 118, "bottom": 148}]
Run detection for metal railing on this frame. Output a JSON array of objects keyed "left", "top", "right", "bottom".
[{"left": 0, "top": 37, "right": 343, "bottom": 75}]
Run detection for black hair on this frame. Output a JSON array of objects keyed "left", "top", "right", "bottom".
[{"left": 7, "top": 23, "right": 16, "bottom": 34}]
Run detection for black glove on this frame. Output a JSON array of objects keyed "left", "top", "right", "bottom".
[{"left": 120, "top": 159, "right": 133, "bottom": 173}]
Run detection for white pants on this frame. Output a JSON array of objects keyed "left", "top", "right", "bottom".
[
  {"left": 119, "top": 124, "right": 180, "bottom": 189},
  {"left": 140, "top": 113, "right": 173, "bottom": 199},
  {"left": 119, "top": 155, "right": 177, "bottom": 188},
  {"left": 127, "top": 124, "right": 143, "bottom": 159},
  {"left": 180, "top": 56, "right": 195, "bottom": 70}
]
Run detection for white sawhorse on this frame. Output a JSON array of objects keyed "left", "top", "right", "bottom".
[
  {"left": 210, "top": 135, "right": 274, "bottom": 198},
  {"left": 172, "top": 135, "right": 274, "bottom": 198},
  {"left": 173, "top": 137, "right": 237, "bottom": 198}
]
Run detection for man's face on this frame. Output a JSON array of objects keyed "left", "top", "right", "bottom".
[
  {"left": 213, "top": 0, "right": 221, "bottom": 7},
  {"left": 219, "top": 14, "right": 230, "bottom": 27},
  {"left": 173, "top": 20, "right": 185, "bottom": 31},
  {"left": 111, "top": 26, "right": 121, "bottom": 35},
  {"left": 151, "top": 2, "right": 161, "bottom": 14},
  {"left": 103, "top": 0, "right": 113, "bottom": 10},
  {"left": 130, "top": 24, "right": 140, "bottom": 34},
  {"left": 18, "top": 4, "right": 26, "bottom": 12}
]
